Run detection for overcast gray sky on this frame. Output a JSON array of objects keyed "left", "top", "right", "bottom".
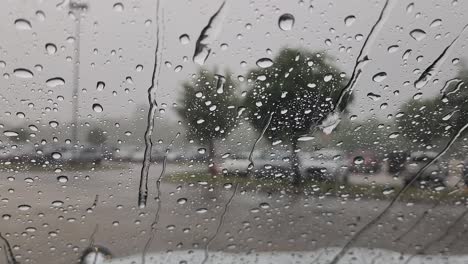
[{"left": 1, "top": 0, "right": 467, "bottom": 129}]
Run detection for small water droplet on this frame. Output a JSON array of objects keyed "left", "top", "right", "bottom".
[
  {"left": 372, "top": 72, "right": 387, "bottom": 82},
  {"left": 57, "top": 175, "right": 68, "bottom": 183},
  {"left": 49, "top": 121, "right": 59, "bottom": 128},
  {"left": 52, "top": 200, "right": 64, "bottom": 207},
  {"left": 45, "top": 43, "right": 57, "bottom": 55},
  {"left": 367, "top": 92, "right": 381, "bottom": 101},
  {"left": 92, "top": 103, "right": 103, "bottom": 113},
  {"left": 260, "top": 202, "right": 270, "bottom": 209},
  {"left": 96, "top": 81, "right": 105, "bottom": 91},
  {"left": 3, "top": 131, "right": 19, "bottom": 137},
  {"left": 344, "top": 15, "right": 356, "bottom": 26},
  {"left": 15, "top": 19, "right": 32, "bottom": 30},
  {"left": 18, "top": 205, "right": 31, "bottom": 211},
  {"left": 198, "top": 148, "right": 206, "bottom": 154},
  {"left": 113, "top": 2, "right": 124, "bottom": 12},
  {"left": 430, "top": 19, "right": 442, "bottom": 28},
  {"left": 46, "top": 77, "right": 65, "bottom": 87},
  {"left": 13, "top": 68, "right": 34, "bottom": 79},
  {"left": 410, "top": 29, "right": 426, "bottom": 41},
  {"left": 177, "top": 198, "right": 187, "bottom": 205},
  {"left": 196, "top": 208, "right": 208, "bottom": 214},
  {"left": 179, "top": 34, "right": 190, "bottom": 45},
  {"left": 256, "top": 58, "right": 273, "bottom": 68},
  {"left": 353, "top": 156, "right": 364, "bottom": 165},
  {"left": 278, "top": 13, "right": 295, "bottom": 31},
  {"left": 52, "top": 152, "right": 62, "bottom": 159},
  {"left": 388, "top": 132, "right": 400, "bottom": 139}
]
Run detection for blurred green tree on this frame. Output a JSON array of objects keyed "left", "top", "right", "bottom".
[
  {"left": 244, "top": 48, "right": 349, "bottom": 184},
  {"left": 177, "top": 68, "right": 239, "bottom": 175}
]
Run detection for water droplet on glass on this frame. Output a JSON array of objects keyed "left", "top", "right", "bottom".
[
  {"left": 49, "top": 121, "right": 59, "bottom": 128},
  {"left": 413, "top": 92, "right": 423, "bottom": 100},
  {"left": 3, "top": 131, "right": 19, "bottom": 137},
  {"left": 198, "top": 148, "right": 206, "bottom": 154},
  {"left": 353, "top": 156, "right": 364, "bottom": 165},
  {"left": 92, "top": 103, "right": 103, "bottom": 113},
  {"left": 372, "top": 72, "right": 387, "bottom": 82},
  {"left": 113, "top": 2, "right": 124, "bottom": 12},
  {"left": 45, "top": 43, "right": 57, "bottom": 55},
  {"left": 14, "top": 19, "right": 32, "bottom": 30},
  {"left": 410, "top": 29, "right": 426, "bottom": 41},
  {"left": 52, "top": 152, "right": 62, "bottom": 159},
  {"left": 260, "top": 202, "right": 270, "bottom": 209},
  {"left": 256, "top": 58, "right": 273, "bottom": 68},
  {"left": 179, "top": 34, "right": 190, "bottom": 45},
  {"left": 136, "top": 64, "right": 143, "bottom": 72},
  {"left": 367, "top": 92, "right": 381, "bottom": 101},
  {"left": 196, "top": 208, "right": 208, "bottom": 214},
  {"left": 387, "top": 45, "right": 399, "bottom": 53},
  {"left": 344, "top": 15, "right": 356, "bottom": 26},
  {"left": 36, "top": 10, "right": 46, "bottom": 21},
  {"left": 57, "top": 175, "right": 68, "bottom": 183},
  {"left": 18, "top": 205, "right": 31, "bottom": 211},
  {"left": 177, "top": 198, "right": 187, "bottom": 205},
  {"left": 13, "top": 68, "right": 34, "bottom": 79},
  {"left": 388, "top": 132, "right": 400, "bottom": 139},
  {"left": 430, "top": 19, "right": 442, "bottom": 28},
  {"left": 96, "top": 81, "right": 105, "bottom": 91},
  {"left": 278, "top": 13, "right": 295, "bottom": 31},
  {"left": 46, "top": 77, "right": 65, "bottom": 87},
  {"left": 52, "top": 200, "right": 64, "bottom": 207}
]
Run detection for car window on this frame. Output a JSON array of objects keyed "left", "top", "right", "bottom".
[{"left": 2, "top": 0, "right": 468, "bottom": 264}]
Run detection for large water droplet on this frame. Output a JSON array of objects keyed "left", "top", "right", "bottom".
[
  {"left": 45, "top": 43, "right": 57, "bottom": 55},
  {"left": 13, "top": 68, "right": 34, "bottom": 79},
  {"left": 57, "top": 175, "right": 68, "bottom": 183},
  {"left": 46, "top": 77, "right": 65, "bottom": 87},
  {"left": 18, "top": 204, "right": 31, "bottom": 211},
  {"left": 92, "top": 103, "right": 103, "bottom": 113},
  {"left": 96, "top": 81, "right": 105, "bottom": 91},
  {"left": 344, "top": 15, "right": 356, "bottom": 26},
  {"left": 256, "top": 58, "right": 273, "bottom": 68},
  {"left": 52, "top": 152, "right": 62, "bottom": 159},
  {"left": 353, "top": 156, "right": 364, "bottom": 165},
  {"left": 372, "top": 72, "right": 387, "bottom": 82},
  {"left": 177, "top": 198, "right": 187, "bottom": 205},
  {"left": 3, "top": 131, "right": 19, "bottom": 137},
  {"left": 278, "top": 13, "right": 295, "bottom": 31},
  {"left": 179, "top": 34, "right": 190, "bottom": 45},
  {"left": 113, "top": 2, "right": 124, "bottom": 12},
  {"left": 15, "top": 19, "right": 32, "bottom": 30},
  {"left": 410, "top": 29, "right": 426, "bottom": 41}
]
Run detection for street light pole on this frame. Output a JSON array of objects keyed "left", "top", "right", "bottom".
[{"left": 69, "top": 1, "right": 88, "bottom": 148}]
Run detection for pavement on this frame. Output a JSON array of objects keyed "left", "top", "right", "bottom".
[{"left": 0, "top": 162, "right": 467, "bottom": 264}]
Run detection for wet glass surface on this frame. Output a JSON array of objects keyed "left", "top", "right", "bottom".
[{"left": 1, "top": 0, "right": 468, "bottom": 263}]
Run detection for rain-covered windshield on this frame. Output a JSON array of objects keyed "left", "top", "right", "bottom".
[{"left": 1, "top": 0, "right": 468, "bottom": 264}]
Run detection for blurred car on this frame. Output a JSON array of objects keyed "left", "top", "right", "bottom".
[
  {"left": 348, "top": 150, "right": 382, "bottom": 173},
  {"left": 300, "top": 149, "right": 349, "bottom": 182},
  {"left": 401, "top": 151, "right": 448, "bottom": 187}
]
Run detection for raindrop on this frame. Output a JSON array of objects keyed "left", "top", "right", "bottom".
[
  {"left": 49, "top": 121, "right": 59, "bottom": 128},
  {"left": 367, "top": 92, "right": 381, "bottom": 101},
  {"left": 353, "top": 156, "right": 364, "bottom": 165},
  {"left": 96, "top": 81, "right": 105, "bottom": 91},
  {"left": 410, "top": 29, "right": 426, "bottom": 41},
  {"left": 179, "top": 34, "right": 190, "bottom": 45},
  {"left": 278, "top": 13, "right": 295, "bottom": 31},
  {"left": 46, "top": 77, "right": 65, "bottom": 87},
  {"left": 388, "top": 132, "right": 400, "bottom": 139},
  {"left": 92, "top": 103, "right": 103, "bottom": 113},
  {"left": 36, "top": 11, "right": 46, "bottom": 21},
  {"left": 3, "top": 131, "right": 19, "bottom": 137},
  {"left": 430, "top": 19, "right": 442, "bottom": 28},
  {"left": 298, "top": 136, "right": 314, "bottom": 141},
  {"left": 52, "top": 200, "right": 64, "bottom": 207},
  {"left": 198, "top": 148, "right": 206, "bottom": 154},
  {"left": 387, "top": 45, "right": 399, "bottom": 53},
  {"left": 52, "top": 152, "right": 62, "bottom": 159},
  {"left": 45, "top": 43, "right": 57, "bottom": 55},
  {"left": 372, "top": 72, "right": 387, "bottom": 82},
  {"left": 136, "top": 64, "right": 143, "bottom": 72},
  {"left": 14, "top": 19, "right": 32, "bottom": 30},
  {"left": 413, "top": 92, "right": 423, "bottom": 100},
  {"left": 344, "top": 15, "right": 356, "bottom": 26},
  {"left": 57, "top": 175, "right": 68, "bottom": 183},
  {"left": 256, "top": 58, "right": 273, "bottom": 68},
  {"left": 18, "top": 205, "right": 31, "bottom": 211},
  {"left": 260, "top": 202, "right": 270, "bottom": 209},
  {"left": 13, "top": 68, "right": 34, "bottom": 79},
  {"left": 177, "top": 198, "right": 187, "bottom": 205},
  {"left": 196, "top": 208, "right": 208, "bottom": 214},
  {"left": 113, "top": 2, "right": 124, "bottom": 12},
  {"left": 324, "top": 74, "right": 333, "bottom": 82}
]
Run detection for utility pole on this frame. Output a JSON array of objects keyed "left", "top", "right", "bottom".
[{"left": 69, "top": 1, "right": 88, "bottom": 149}]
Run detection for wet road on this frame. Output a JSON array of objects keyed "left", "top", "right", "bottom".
[{"left": 0, "top": 162, "right": 467, "bottom": 264}]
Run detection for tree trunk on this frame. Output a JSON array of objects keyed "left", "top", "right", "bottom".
[
  {"left": 291, "top": 137, "right": 302, "bottom": 185},
  {"left": 208, "top": 139, "right": 220, "bottom": 176}
]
